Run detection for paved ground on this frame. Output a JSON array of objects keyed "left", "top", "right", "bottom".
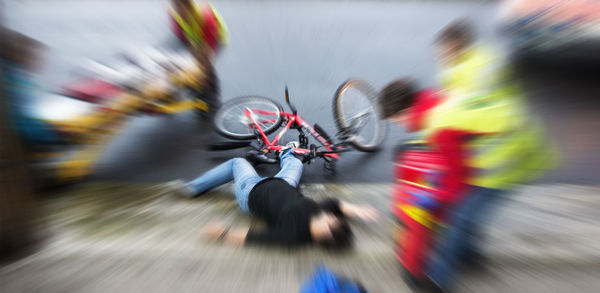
[{"left": 1, "top": 182, "right": 599, "bottom": 292}]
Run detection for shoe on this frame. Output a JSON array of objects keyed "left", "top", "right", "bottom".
[
  {"left": 400, "top": 268, "right": 427, "bottom": 291},
  {"left": 162, "top": 179, "right": 195, "bottom": 198},
  {"left": 246, "top": 150, "right": 277, "bottom": 165},
  {"left": 283, "top": 141, "right": 299, "bottom": 150},
  {"left": 280, "top": 141, "right": 310, "bottom": 161},
  {"left": 279, "top": 141, "right": 299, "bottom": 158},
  {"left": 422, "top": 275, "right": 448, "bottom": 293},
  {"left": 399, "top": 267, "right": 448, "bottom": 293},
  {"left": 461, "top": 250, "right": 489, "bottom": 273}
]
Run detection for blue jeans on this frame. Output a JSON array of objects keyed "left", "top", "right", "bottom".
[
  {"left": 426, "top": 185, "right": 504, "bottom": 291},
  {"left": 186, "top": 149, "right": 304, "bottom": 213}
]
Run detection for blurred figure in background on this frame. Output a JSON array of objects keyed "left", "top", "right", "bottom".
[
  {"left": 169, "top": 0, "right": 227, "bottom": 59},
  {"left": 380, "top": 19, "right": 556, "bottom": 292},
  {"left": 0, "top": 29, "right": 41, "bottom": 259},
  {"left": 168, "top": 0, "right": 228, "bottom": 115},
  {"left": 383, "top": 80, "right": 470, "bottom": 292},
  {"left": 1, "top": 30, "right": 69, "bottom": 147},
  {"left": 428, "top": 19, "right": 557, "bottom": 292}
]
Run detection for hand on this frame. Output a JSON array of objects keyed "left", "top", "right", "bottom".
[
  {"left": 200, "top": 221, "right": 228, "bottom": 242},
  {"left": 200, "top": 221, "right": 248, "bottom": 246},
  {"left": 352, "top": 205, "right": 379, "bottom": 222},
  {"left": 341, "top": 202, "right": 379, "bottom": 222}
]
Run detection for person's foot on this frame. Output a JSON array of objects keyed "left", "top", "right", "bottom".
[
  {"left": 400, "top": 267, "right": 427, "bottom": 291},
  {"left": 246, "top": 150, "right": 277, "bottom": 165},
  {"left": 282, "top": 141, "right": 299, "bottom": 150},
  {"left": 422, "top": 275, "right": 448, "bottom": 293},
  {"left": 162, "top": 179, "right": 195, "bottom": 198},
  {"left": 461, "top": 250, "right": 489, "bottom": 273},
  {"left": 280, "top": 141, "right": 311, "bottom": 161}
]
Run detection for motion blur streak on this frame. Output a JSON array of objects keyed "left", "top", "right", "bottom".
[{"left": 1, "top": 1, "right": 599, "bottom": 293}]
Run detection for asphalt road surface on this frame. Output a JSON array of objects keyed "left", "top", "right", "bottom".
[{"left": 4, "top": 0, "right": 600, "bottom": 184}]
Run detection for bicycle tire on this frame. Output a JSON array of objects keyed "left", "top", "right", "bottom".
[
  {"left": 213, "top": 95, "right": 284, "bottom": 140},
  {"left": 333, "top": 79, "right": 387, "bottom": 152}
]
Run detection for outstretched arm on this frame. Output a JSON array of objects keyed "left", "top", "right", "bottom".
[
  {"left": 320, "top": 198, "right": 379, "bottom": 222},
  {"left": 339, "top": 201, "right": 379, "bottom": 222},
  {"left": 201, "top": 221, "right": 298, "bottom": 246},
  {"left": 201, "top": 221, "right": 248, "bottom": 246}
]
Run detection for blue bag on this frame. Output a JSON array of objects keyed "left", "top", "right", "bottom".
[{"left": 300, "top": 266, "right": 367, "bottom": 293}]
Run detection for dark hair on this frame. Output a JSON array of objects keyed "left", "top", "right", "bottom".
[
  {"left": 319, "top": 216, "right": 353, "bottom": 250},
  {"left": 435, "top": 19, "right": 474, "bottom": 49},
  {"left": 378, "top": 79, "right": 417, "bottom": 119}
]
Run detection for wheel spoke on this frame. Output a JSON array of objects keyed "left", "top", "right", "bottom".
[
  {"left": 214, "top": 97, "right": 283, "bottom": 139},
  {"left": 335, "top": 80, "right": 385, "bottom": 150}
]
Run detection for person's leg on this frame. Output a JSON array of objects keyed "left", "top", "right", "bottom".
[
  {"left": 461, "top": 188, "right": 505, "bottom": 261},
  {"left": 273, "top": 149, "right": 304, "bottom": 188},
  {"left": 186, "top": 157, "right": 261, "bottom": 197},
  {"left": 231, "top": 158, "right": 265, "bottom": 213},
  {"left": 425, "top": 186, "right": 501, "bottom": 291},
  {"left": 186, "top": 159, "right": 237, "bottom": 196}
]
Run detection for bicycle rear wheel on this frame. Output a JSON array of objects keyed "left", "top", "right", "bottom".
[
  {"left": 333, "top": 79, "right": 387, "bottom": 152},
  {"left": 213, "top": 96, "right": 284, "bottom": 140}
]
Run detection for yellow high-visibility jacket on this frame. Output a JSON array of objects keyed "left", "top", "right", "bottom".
[{"left": 423, "top": 46, "right": 557, "bottom": 189}]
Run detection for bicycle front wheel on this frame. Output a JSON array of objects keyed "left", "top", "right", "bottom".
[
  {"left": 213, "top": 96, "right": 284, "bottom": 140},
  {"left": 333, "top": 79, "right": 387, "bottom": 152}
]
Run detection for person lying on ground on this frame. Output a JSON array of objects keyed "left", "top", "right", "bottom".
[{"left": 167, "top": 142, "right": 378, "bottom": 250}]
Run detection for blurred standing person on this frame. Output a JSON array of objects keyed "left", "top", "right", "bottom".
[
  {"left": 1, "top": 30, "right": 66, "bottom": 146},
  {"left": 0, "top": 29, "right": 42, "bottom": 257},
  {"left": 169, "top": 0, "right": 228, "bottom": 115},
  {"left": 169, "top": 0, "right": 228, "bottom": 59},
  {"left": 379, "top": 20, "right": 556, "bottom": 292},
  {"left": 427, "top": 20, "right": 557, "bottom": 292}
]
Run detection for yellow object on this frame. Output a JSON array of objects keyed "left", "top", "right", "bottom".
[
  {"left": 399, "top": 179, "right": 437, "bottom": 192},
  {"left": 56, "top": 159, "right": 93, "bottom": 182},
  {"left": 54, "top": 117, "right": 132, "bottom": 181},
  {"left": 159, "top": 99, "right": 208, "bottom": 114},
  {"left": 209, "top": 3, "right": 229, "bottom": 45},
  {"left": 55, "top": 144, "right": 105, "bottom": 181},
  {"left": 169, "top": 2, "right": 228, "bottom": 49},
  {"left": 424, "top": 45, "right": 557, "bottom": 189},
  {"left": 397, "top": 204, "right": 443, "bottom": 230}
]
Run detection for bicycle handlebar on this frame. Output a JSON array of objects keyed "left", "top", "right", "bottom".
[{"left": 284, "top": 86, "right": 297, "bottom": 115}]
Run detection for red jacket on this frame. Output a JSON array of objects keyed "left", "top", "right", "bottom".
[{"left": 400, "top": 89, "right": 471, "bottom": 205}]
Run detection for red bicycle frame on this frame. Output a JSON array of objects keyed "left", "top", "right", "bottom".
[{"left": 244, "top": 108, "right": 341, "bottom": 160}]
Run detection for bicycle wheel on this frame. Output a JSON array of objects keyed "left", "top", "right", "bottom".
[
  {"left": 213, "top": 96, "right": 284, "bottom": 140},
  {"left": 333, "top": 79, "right": 387, "bottom": 152}
]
